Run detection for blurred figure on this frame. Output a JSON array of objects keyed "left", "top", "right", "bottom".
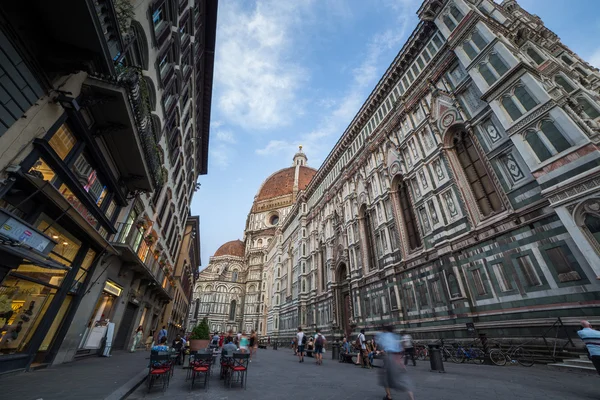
[
  {"left": 377, "top": 325, "right": 414, "bottom": 400},
  {"left": 401, "top": 330, "right": 416, "bottom": 366},
  {"left": 578, "top": 320, "right": 600, "bottom": 375}
]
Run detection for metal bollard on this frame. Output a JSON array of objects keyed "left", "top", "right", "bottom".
[
  {"left": 273, "top": 342, "right": 278, "bottom": 350},
  {"left": 428, "top": 344, "right": 445, "bottom": 373}
]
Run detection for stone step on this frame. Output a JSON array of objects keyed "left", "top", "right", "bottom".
[
  {"left": 563, "top": 358, "right": 594, "bottom": 367},
  {"left": 548, "top": 361, "right": 598, "bottom": 375},
  {"left": 580, "top": 354, "right": 589, "bottom": 360}
]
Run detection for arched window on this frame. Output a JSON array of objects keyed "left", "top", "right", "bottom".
[
  {"left": 229, "top": 300, "right": 236, "bottom": 320},
  {"left": 525, "top": 120, "right": 571, "bottom": 162},
  {"left": 471, "top": 31, "right": 487, "bottom": 50},
  {"left": 454, "top": 131, "right": 503, "bottom": 217},
  {"left": 447, "top": 274, "right": 461, "bottom": 297},
  {"left": 462, "top": 42, "right": 477, "bottom": 59},
  {"left": 462, "top": 30, "right": 488, "bottom": 60},
  {"left": 555, "top": 75, "right": 575, "bottom": 93},
  {"left": 501, "top": 84, "right": 539, "bottom": 121},
  {"left": 277, "top": 267, "right": 280, "bottom": 278},
  {"left": 320, "top": 242, "right": 327, "bottom": 291},
  {"left": 577, "top": 97, "right": 600, "bottom": 119},
  {"left": 397, "top": 180, "right": 421, "bottom": 251},
  {"left": 232, "top": 271, "right": 238, "bottom": 282},
  {"left": 194, "top": 298, "right": 200, "bottom": 317},
  {"left": 489, "top": 53, "right": 509, "bottom": 76},
  {"left": 302, "top": 280, "right": 306, "bottom": 292},
  {"left": 526, "top": 47, "right": 544, "bottom": 65},
  {"left": 514, "top": 85, "right": 537, "bottom": 111},
  {"left": 584, "top": 213, "right": 600, "bottom": 245},
  {"left": 478, "top": 53, "right": 509, "bottom": 85},
  {"left": 449, "top": 4, "right": 464, "bottom": 22},
  {"left": 360, "top": 205, "right": 377, "bottom": 271},
  {"left": 502, "top": 96, "right": 522, "bottom": 120},
  {"left": 479, "top": 63, "right": 496, "bottom": 85}
]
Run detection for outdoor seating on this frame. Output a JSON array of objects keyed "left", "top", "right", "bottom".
[
  {"left": 190, "top": 352, "right": 213, "bottom": 391},
  {"left": 220, "top": 351, "right": 234, "bottom": 381},
  {"left": 340, "top": 352, "right": 358, "bottom": 363},
  {"left": 148, "top": 351, "right": 172, "bottom": 393},
  {"left": 227, "top": 352, "right": 250, "bottom": 389}
]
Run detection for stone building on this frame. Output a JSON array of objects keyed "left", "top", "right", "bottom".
[
  {"left": 0, "top": 0, "right": 216, "bottom": 374},
  {"left": 192, "top": 0, "right": 600, "bottom": 342}
]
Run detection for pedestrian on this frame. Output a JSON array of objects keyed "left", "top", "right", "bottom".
[
  {"left": 130, "top": 326, "right": 143, "bottom": 352},
  {"left": 401, "top": 330, "right": 416, "bottom": 366},
  {"left": 357, "top": 329, "right": 370, "bottom": 368},
  {"left": 314, "top": 329, "right": 326, "bottom": 365},
  {"left": 296, "top": 326, "right": 306, "bottom": 363},
  {"left": 239, "top": 331, "right": 249, "bottom": 353},
  {"left": 152, "top": 336, "right": 169, "bottom": 352},
  {"left": 211, "top": 331, "right": 220, "bottom": 348},
  {"left": 577, "top": 320, "right": 600, "bottom": 375},
  {"left": 377, "top": 325, "right": 414, "bottom": 400},
  {"left": 145, "top": 331, "right": 154, "bottom": 351},
  {"left": 172, "top": 334, "right": 184, "bottom": 365},
  {"left": 219, "top": 332, "right": 225, "bottom": 348},
  {"left": 249, "top": 329, "right": 258, "bottom": 361},
  {"left": 157, "top": 325, "right": 168, "bottom": 343}
]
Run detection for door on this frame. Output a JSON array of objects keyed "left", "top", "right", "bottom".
[
  {"left": 343, "top": 293, "right": 351, "bottom": 338},
  {"left": 113, "top": 303, "right": 137, "bottom": 350}
]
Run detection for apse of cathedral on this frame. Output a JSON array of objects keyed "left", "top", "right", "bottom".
[{"left": 190, "top": 0, "right": 600, "bottom": 341}]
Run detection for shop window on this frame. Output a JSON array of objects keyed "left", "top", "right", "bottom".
[
  {"left": 29, "top": 158, "right": 58, "bottom": 183},
  {"left": 524, "top": 120, "right": 571, "bottom": 162},
  {"left": 70, "top": 248, "right": 97, "bottom": 292},
  {"left": 71, "top": 153, "right": 108, "bottom": 207}
]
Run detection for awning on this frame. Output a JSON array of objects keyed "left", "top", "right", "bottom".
[
  {"left": 22, "top": 174, "right": 119, "bottom": 256},
  {"left": 0, "top": 242, "right": 70, "bottom": 271}
]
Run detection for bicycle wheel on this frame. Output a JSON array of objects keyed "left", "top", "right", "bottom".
[
  {"left": 488, "top": 349, "right": 506, "bottom": 366},
  {"left": 470, "top": 348, "right": 486, "bottom": 364},
  {"left": 451, "top": 348, "right": 465, "bottom": 363},
  {"left": 514, "top": 347, "right": 534, "bottom": 367}
]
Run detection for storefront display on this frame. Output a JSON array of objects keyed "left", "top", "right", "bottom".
[{"left": 80, "top": 280, "right": 122, "bottom": 350}]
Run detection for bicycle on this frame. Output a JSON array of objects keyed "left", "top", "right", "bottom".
[
  {"left": 415, "top": 345, "right": 429, "bottom": 360},
  {"left": 488, "top": 345, "right": 534, "bottom": 367},
  {"left": 450, "top": 343, "right": 485, "bottom": 364}
]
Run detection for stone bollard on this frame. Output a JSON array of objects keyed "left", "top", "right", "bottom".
[{"left": 332, "top": 341, "right": 340, "bottom": 360}]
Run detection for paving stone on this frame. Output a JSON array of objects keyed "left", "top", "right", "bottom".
[
  {"left": 2, "top": 350, "right": 149, "bottom": 400},
  {"left": 127, "top": 349, "right": 599, "bottom": 400}
]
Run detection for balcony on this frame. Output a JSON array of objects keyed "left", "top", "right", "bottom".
[
  {"left": 81, "top": 68, "right": 164, "bottom": 192},
  {"left": 112, "top": 222, "right": 172, "bottom": 300}
]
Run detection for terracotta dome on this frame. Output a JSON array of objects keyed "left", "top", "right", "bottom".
[
  {"left": 256, "top": 166, "right": 316, "bottom": 202},
  {"left": 214, "top": 240, "right": 245, "bottom": 257}
]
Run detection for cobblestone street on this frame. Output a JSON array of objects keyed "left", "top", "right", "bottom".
[{"left": 128, "top": 349, "right": 599, "bottom": 400}]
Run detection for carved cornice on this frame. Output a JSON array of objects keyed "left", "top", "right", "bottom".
[{"left": 505, "top": 100, "right": 556, "bottom": 136}]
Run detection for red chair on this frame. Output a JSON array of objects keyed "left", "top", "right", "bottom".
[
  {"left": 190, "top": 352, "right": 213, "bottom": 390},
  {"left": 148, "top": 352, "right": 171, "bottom": 392},
  {"left": 228, "top": 353, "right": 250, "bottom": 389}
]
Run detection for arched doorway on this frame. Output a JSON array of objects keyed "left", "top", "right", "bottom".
[{"left": 336, "top": 263, "right": 351, "bottom": 338}]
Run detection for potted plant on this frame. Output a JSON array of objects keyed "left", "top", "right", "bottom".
[
  {"left": 189, "top": 317, "right": 210, "bottom": 351},
  {"left": 144, "top": 235, "right": 155, "bottom": 245},
  {"left": 153, "top": 249, "right": 161, "bottom": 259}
]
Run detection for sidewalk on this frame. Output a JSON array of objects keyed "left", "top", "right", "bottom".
[{"left": 1, "top": 350, "right": 149, "bottom": 400}]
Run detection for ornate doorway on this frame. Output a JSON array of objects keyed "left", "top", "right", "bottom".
[{"left": 336, "top": 263, "right": 350, "bottom": 338}]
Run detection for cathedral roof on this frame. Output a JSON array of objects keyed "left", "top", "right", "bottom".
[
  {"left": 214, "top": 240, "right": 245, "bottom": 257},
  {"left": 255, "top": 166, "right": 316, "bottom": 202}
]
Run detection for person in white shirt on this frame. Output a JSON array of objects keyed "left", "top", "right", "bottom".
[
  {"left": 401, "top": 331, "right": 416, "bottom": 366},
  {"left": 296, "top": 327, "right": 306, "bottom": 363},
  {"left": 358, "top": 329, "right": 370, "bottom": 368}
]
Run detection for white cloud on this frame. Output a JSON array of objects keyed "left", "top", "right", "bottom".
[
  {"left": 589, "top": 47, "right": 600, "bottom": 69},
  {"left": 210, "top": 144, "right": 234, "bottom": 169},
  {"left": 216, "top": 130, "right": 237, "bottom": 144},
  {"left": 215, "top": 0, "right": 312, "bottom": 131},
  {"left": 255, "top": 0, "right": 419, "bottom": 163}
]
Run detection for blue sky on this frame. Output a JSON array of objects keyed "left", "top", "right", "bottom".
[{"left": 190, "top": 0, "right": 600, "bottom": 269}]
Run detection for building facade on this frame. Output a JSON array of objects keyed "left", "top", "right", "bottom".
[
  {"left": 192, "top": 0, "right": 600, "bottom": 343},
  {"left": 0, "top": 0, "right": 216, "bottom": 374}
]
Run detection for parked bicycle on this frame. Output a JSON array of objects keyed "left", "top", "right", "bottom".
[
  {"left": 488, "top": 345, "right": 534, "bottom": 367},
  {"left": 449, "top": 343, "right": 485, "bottom": 364},
  {"left": 415, "top": 345, "right": 429, "bottom": 361}
]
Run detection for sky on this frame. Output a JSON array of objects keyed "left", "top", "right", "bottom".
[{"left": 190, "top": 0, "right": 600, "bottom": 269}]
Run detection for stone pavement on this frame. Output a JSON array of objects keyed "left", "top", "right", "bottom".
[
  {"left": 127, "top": 348, "right": 599, "bottom": 400},
  {"left": 2, "top": 350, "right": 149, "bottom": 400}
]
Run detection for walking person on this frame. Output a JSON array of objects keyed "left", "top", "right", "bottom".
[
  {"left": 296, "top": 327, "right": 306, "bottom": 363},
  {"left": 401, "top": 331, "right": 416, "bottom": 366},
  {"left": 239, "top": 331, "right": 250, "bottom": 353},
  {"left": 378, "top": 325, "right": 415, "bottom": 400},
  {"left": 130, "top": 326, "right": 143, "bottom": 352},
  {"left": 250, "top": 330, "right": 258, "bottom": 361},
  {"left": 314, "top": 329, "right": 326, "bottom": 365},
  {"left": 145, "top": 331, "right": 154, "bottom": 350},
  {"left": 578, "top": 320, "right": 600, "bottom": 375},
  {"left": 157, "top": 325, "right": 168, "bottom": 343}
]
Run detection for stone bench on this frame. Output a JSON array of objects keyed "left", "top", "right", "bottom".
[{"left": 340, "top": 352, "right": 358, "bottom": 363}]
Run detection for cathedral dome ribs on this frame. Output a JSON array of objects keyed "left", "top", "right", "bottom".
[{"left": 214, "top": 240, "right": 245, "bottom": 258}]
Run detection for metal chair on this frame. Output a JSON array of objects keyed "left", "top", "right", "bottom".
[
  {"left": 228, "top": 353, "right": 250, "bottom": 389},
  {"left": 190, "top": 352, "right": 213, "bottom": 391},
  {"left": 148, "top": 351, "right": 171, "bottom": 392}
]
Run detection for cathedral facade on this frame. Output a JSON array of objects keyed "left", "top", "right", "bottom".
[{"left": 191, "top": 0, "right": 600, "bottom": 341}]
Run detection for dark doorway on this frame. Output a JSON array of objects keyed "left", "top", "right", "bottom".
[{"left": 113, "top": 303, "right": 137, "bottom": 350}]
